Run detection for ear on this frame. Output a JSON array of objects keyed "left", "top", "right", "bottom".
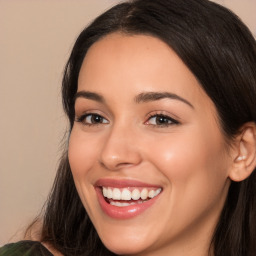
[{"left": 229, "top": 122, "right": 256, "bottom": 182}]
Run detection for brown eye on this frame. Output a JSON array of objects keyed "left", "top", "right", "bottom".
[
  {"left": 77, "top": 113, "right": 109, "bottom": 125},
  {"left": 155, "top": 116, "right": 171, "bottom": 125},
  {"left": 88, "top": 114, "right": 104, "bottom": 124},
  {"left": 147, "top": 114, "right": 178, "bottom": 126}
]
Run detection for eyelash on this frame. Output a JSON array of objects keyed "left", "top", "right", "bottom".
[
  {"left": 75, "top": 112, "right": 179, "bottom": 127},
  {"left": 75, "top": 113, "right": 109, "bottom": 126},
  {"left": 145, "top": 113, "right": 179, "bottom": 127}
]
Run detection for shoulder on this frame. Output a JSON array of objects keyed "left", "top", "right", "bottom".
[{"left": 0, "top": 240, "right": 53, "bottom": 256}]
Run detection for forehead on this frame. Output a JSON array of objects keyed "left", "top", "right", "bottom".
[
  {"left": 78, "top": 33, "right": 215, "bottom": 114},
  {"left": 80, "top": 33, "right": 187, "bottom": 78}
]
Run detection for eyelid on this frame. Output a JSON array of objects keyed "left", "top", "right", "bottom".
[
  {"left": 144, "top": 111, "right": 180, "bottom": 126},
  {"left": 75, "top": 111, "right": 109, "bottom": 125}
]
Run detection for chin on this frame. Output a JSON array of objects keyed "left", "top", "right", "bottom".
[
  {"left": 103, "top": 239, "right": 147, "bottom": 255},
  {"left": 98, "top": 228, "right": 154, "bottom": 255}
]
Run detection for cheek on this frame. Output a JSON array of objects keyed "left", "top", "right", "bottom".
[
  {"left": 145, "top": 126, "right": 229, "bottom": 202},
  {"left": 68, "top": 128, "right": 101, "bottom": 178},
  {"left": 68, "top": 128, "right": 102, "bottom": 208},
  {"left": 68, "top": 128, "right": 104, "bottom": 215},
  {"left": 143, "top": 128, "right": 230, "bottom": 235}
]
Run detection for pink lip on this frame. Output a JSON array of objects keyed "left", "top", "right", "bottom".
[
  {"left": 95, "top": 178, "right": 161, "bottom": 188},
  {"left": 95, "top": 178, "right": 162, "bottom": 219}
]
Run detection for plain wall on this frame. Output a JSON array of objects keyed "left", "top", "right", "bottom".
[{"left": 0, "top": 0, "right": 255, "bottom": 245}]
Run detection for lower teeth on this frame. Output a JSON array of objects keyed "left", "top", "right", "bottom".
[{"left": 110, "top": 200, "right": 146, "bottom": 207}]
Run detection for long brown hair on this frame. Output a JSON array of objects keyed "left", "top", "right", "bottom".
[{"left": 33, "top": 0, "right": 256, "bottom": 255}]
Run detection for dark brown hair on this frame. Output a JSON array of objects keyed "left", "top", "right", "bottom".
[{"left": 36, "top": 0, "right": 256, "bottom": 255}]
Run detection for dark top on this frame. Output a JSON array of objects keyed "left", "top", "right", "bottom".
[{"left": 0, "top": 241, "right": 53, "bottom": 256}]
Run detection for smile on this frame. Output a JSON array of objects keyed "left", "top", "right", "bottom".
[
  {"left": 102, "top": 187, "right": 162, "bottom": 206},
  {"left": 95, "top": 179, "right": 162, "bottom": 219}
]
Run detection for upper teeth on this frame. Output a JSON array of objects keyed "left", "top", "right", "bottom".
[{"left": 102, "top": 187, "right": 161, "bottom": 200}]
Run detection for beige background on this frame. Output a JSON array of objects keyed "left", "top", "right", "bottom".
[{"left": 0, "top": 0, "right": 255, "bottom": 245}]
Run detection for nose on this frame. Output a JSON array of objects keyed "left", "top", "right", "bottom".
[{"left": 99, "top": 124, "right": 142, "bottom": 171}]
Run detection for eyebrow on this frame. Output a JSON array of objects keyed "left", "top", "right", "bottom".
[
  {"left": 74, "top": 91, "right": 105, "bottom": 103},
  {"left": 135, "top": 92, "right": 194, "bottom": 108},
  {"left": 74, "top": 90, "right": 194, "bottom": 108}
]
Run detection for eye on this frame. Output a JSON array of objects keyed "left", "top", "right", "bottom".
[
  {"left": 76, "top": 113, "right": 109, "bottom": 125},
  {"left": 146, "top": 114, "right": 179, "bottom": 127}
]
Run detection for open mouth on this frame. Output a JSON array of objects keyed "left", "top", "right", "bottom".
[
  {"left": 101, "top": 187, "right": 162, "bottom": 207},
  {"left": 95, "top": 179, "right": 163, "bottom": 218}
]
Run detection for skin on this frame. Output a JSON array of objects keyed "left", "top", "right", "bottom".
[{"left": 68, "top": 33, "right": 234, "bottom": 256}]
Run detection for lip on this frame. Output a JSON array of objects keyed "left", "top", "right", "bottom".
[
  {"left": 95, "top": 178, "right": 161, "bottom": 188},
  {"left": 95, "top": 178, "right": 162, "bottom": 219}
]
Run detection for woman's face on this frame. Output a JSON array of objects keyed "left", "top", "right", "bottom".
[{"left": 69, "top": 33, "right": 232, "bottom": 255}]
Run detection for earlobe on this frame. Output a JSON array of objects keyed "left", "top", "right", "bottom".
[{"left": 229, "top": 122, "right": 256, "bottom": 182}]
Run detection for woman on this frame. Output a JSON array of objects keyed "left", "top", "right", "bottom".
[{"left": 1, "top": 0, "right": 256, "bottom": 255}]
